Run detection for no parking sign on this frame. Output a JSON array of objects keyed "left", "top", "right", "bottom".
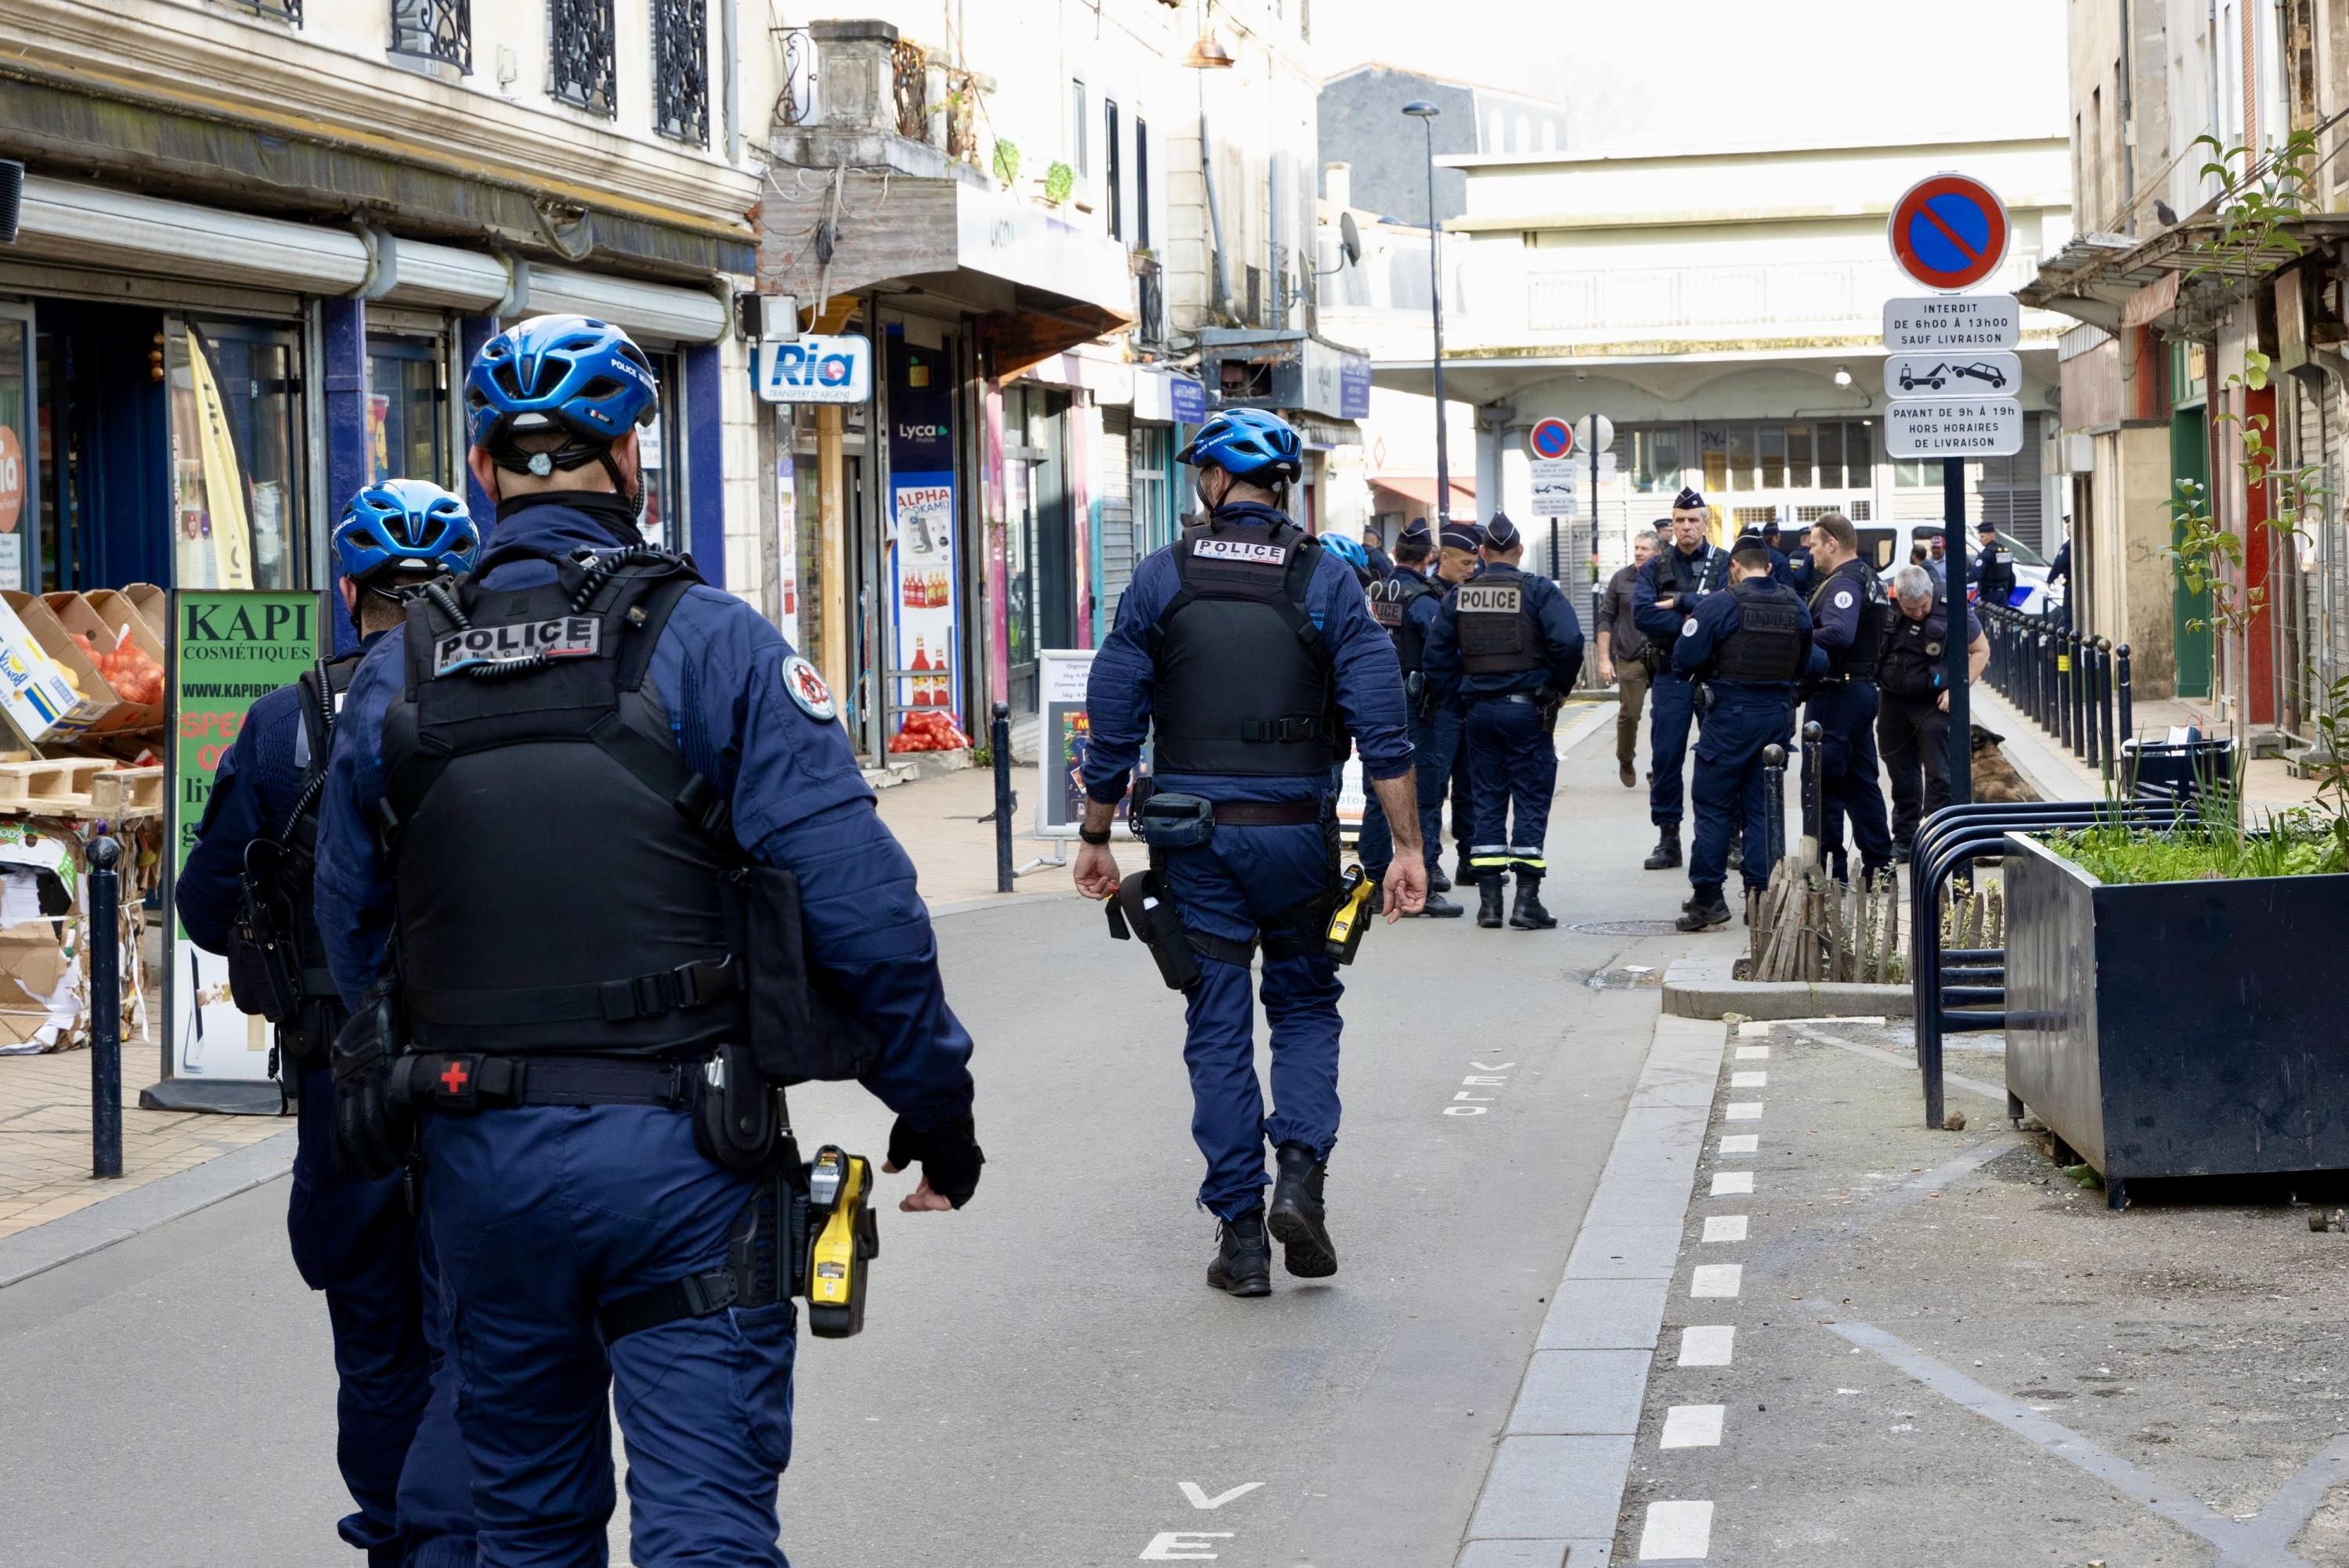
[{"left": 1887, "top": 174, "right": 2010, "bottom": 293}]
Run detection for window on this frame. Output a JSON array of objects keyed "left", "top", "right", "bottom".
[
  {"left": 1728, "top": 424, "right": 1756, "bottom": 491},
  {"left": 366, "top": 337, "right": 450, "bottom": 487},
  {"left": 165, "top": 319, "right": 305, "bottom": 591},
  {"left": 548, "top": 0, "right": 616, "bottom": 118},
  {"left": 1070, "top": 78, "right": 1088, "bottom": 177},
  {"left": 653, "top": 0, "right": 710, "bottom": 145},
  {"left": 1135, "top": 117, "right": 1152, "bottom": 251},
  {"left": 224, "top": 0, "right": 301, "bottom": 23},
  {"left": 638, "top": 351, "right": 684, "bottom": 550},
  {"left": 1625, "top": 426, "right": 1683, "bottom": 493},
  {"left": 1105, "top": 99, "right": 1123, "bottom": 240},
  {"left": 1894, "top": 459, "right": 1946, "bottom": 488},
  {"left": 390, "top": 0, "right": 469, "bottom": 69}
]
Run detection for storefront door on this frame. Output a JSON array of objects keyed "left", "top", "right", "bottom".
[
  {"left": 31, "top": 300, "right": 170, "bottom": 593},
  {"left": 366, "top": 333, "right": 452, "bottom": 486},
  {"left": 166, "top": 318, "right": 306, "bottom": 591}
]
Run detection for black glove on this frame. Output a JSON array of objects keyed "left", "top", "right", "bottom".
[
  {"left": 330, "top": 978, "right": 413, "bottom": 1181},
  {"left": 888, "top": 1114, "right": 985, "bottom": 1209}
]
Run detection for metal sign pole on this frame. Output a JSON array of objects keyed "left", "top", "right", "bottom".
[{"left": 1944, "top": 461, "right": 1972, "bottom": 806}]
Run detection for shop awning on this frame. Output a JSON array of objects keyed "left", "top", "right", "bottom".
[{"left": 1370, "top": 475, "right": 1476, "bottom": 516}]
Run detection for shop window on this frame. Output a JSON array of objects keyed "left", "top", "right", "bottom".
[
  {"left": 1817, "top": 422, "right": 1846, "bottom": 490},
  {"left": 654, "top": 0, "right": 710, "bottom": 146},
  {"left": 0, "top": 309, "right": 32, "bottom": 595},
  {"left": 1893, "top": 458, "right": 1946, "bottom": 488},
  {"left": 390, "top": 0, "right": 470, "bottom": 70},
  {"left": 1626, "top": 426, "right": 1682, "bottom": 494},
  {"left": 1845, "top": 421, "right": 1873, "bottom": 492},
  {"left": 638, "top": 350, "right": 684, "bottom": 551},
  {"left": 164, "top": 319, "right": 305, "bottom": 591},
  {"left": 366, "top": 337, "right": 450, "bottom": 488},
  {"left": 1784, "top": 423, "right": 1812, "bottom": 488},
  {"left": 1698, "top": 426, "right": 1728, "bottom": 495},
  {"left": 1757, "top": 424, "right": 1785, "bottom": 488},
  {"left": 1727, "top": 424, "right": 1756, "bottom": 492},
  {"left": 549, "top": 0, "right": 617, "bottom": 118}
]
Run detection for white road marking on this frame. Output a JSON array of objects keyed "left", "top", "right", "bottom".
[
  {"left": 1701, "top": 1215, "right": 1748, "bottom": 1243},
  {"left": 1709, "top": 1172, "right": 1753, "bottom": 1196},
  {"left": 1734, "top": 1044, "right": 1770, "bottom": 1059},
  {"left": 1690, "top": 1263, "right": 1743, "bottom": 1298},
  {"left": 1661, "top": 1404, "right": 1726, "bottom": 1449},
  {"left": 1470, "top": 1061, "right": 1516, "bottom": 1071},
  {"left": 1140, "top": 1532, "right": 1232, "bottom": 1560},
  {"left": 1736, "top": 1022, "right": 1770, "bottom": 1036},
  {"left": 1724, "top": 1102, "right": 1763, "bottom": 1120},
  {"left": 1443, "top": 1106, "right": 1488, "bottom": 1116},
  {"left": 1462, "top": 1075, "right": 1508, "bottom": 1085},
  {"left": 1178, "top": 1482, "right": 1263, "bottom": 1511},
  {"left": 1730, "top": 1071, "right": 1767, "bottom": 1087},
  {"left": 1637, "top": 1500, "right": 1714, "bottom": 1560},
  {"left": 1679, "top": 1326, "right": 1736, "bottom": 1366},
  {"left": 1717, "top": 1135, "right": 1758, "bottom": 1154}
]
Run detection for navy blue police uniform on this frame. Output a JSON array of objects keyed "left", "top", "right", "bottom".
[
  {"left": 1739, "top": 528, "right": 1797, "bottom": 589},
  {"left": 1802, "top": 556, "right": 1896, "bottom": 882},
  {"left": 1423, "top": 516, "right": 1586, "bottom": 928},
  {"left": 1420, "top": 521, "right": 1482, "bottom": 887},
  {"left": 315, "top": 496, "right": 979, "bottom": 1567},
  {"left": 179, "top": 639, "right": 476, "bottom": 1568},
  {"left": 1355, "top": 546, "right": 1460, "bottom": 917},
  {"left": 1782, "top": 530, "right": 1817, "bottom": 595},
  {"left": 1632, "top": 499, "right": 1732, "bottom": 861},
  {"left": 1876, "top": 587, "right": 1984, "bottom": 850},
  {"left": 1082, "top": 499, "right": 1412, "bottom": 1231},
  {"left": 1672, "top": 562, "right": 1813, "bottom": 924},
  {"left": 1972, "top": 532, "right": 2017, "bottom": 611}
]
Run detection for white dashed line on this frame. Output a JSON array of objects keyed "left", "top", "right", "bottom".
[
  {"left": 1638, "top": 1500, "right": 1714, "bottom": 1560},
  {"left": 1690, "top": 1263, "right": 1742, "bottom": 1298},
  {"left": 1701, "top": 1215, "right": 1748, "bottom": 1243},
  {"left": 1734, "top": 1044, "right": 1770, "bottom": 1059},
  {"left": 1729, "top": 1071, "right": 1767, "bottom": 1087},
  {"left": 1678, "top": 1325, "right": 1736, "bottom": 1367},
  {"left": 1661, "top": 1404, "right": 1726, "bottom": 1449},
  {"left": 1724, "top": 1102, "right": 1763, "bottom": 1120},
  {"left": 1717, "top": 1134, "right": 1758, "bottom": 1155},
  {"left": 1709, "top": 1171, "right": 1753, "bottom": 1197}
]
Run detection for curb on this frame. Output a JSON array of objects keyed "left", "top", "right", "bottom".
[
  {"left": 1659, "top": 953, "right": 1913, "bottom": 1022},
  {"left": 0, "top": 1127, "right": 297, "bottom": 1291}
]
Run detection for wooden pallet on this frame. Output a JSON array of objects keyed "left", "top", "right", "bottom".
[
  {"left": 0, "top": 760, "right": 161, "bottom": 820},
  {"left": 89, "top": 766, "right": 163, "bottom": 820},
  {"left": 0, "top": 759, "right": 108, "bottom": 808}
]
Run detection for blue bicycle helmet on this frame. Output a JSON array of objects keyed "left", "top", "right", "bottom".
[
  {"left": 1321, "top": 532, "right": 1372, "bottom": 577},
  {"left": 1177, "top": 408, "right": 1304, "bottom": 484},
  {"left": 334, "top": 480, "right": 480, "bottom": 584},
  {"left": 464, "top": 314, "right": 659, "bottom": 460}
]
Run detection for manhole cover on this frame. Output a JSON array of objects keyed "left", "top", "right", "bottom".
[{"left": 1568, "top": 920, "right": 1682, "bottom": 935}]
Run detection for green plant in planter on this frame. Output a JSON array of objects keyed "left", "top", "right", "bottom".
[
  {"left": 991, "top": 138, "right": 1021, "bottom": 188},
  {"left": 1043, "top": 161, "right": 1076, "bottom": 206}
]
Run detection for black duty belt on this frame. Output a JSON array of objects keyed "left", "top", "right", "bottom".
[
  {"left": 1469, "top": 691, "right": 1543, "bottom": 705},
  {"left": 392, "top": 1052, "right": 705, "bottom": 1112},
  {"left": 1210, "top": 800, "right": 1323, "bottom": 827}
]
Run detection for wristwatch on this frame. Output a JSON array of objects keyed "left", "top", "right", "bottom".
[{"left": 1078, "top": 825, "right": 1113, "bottom": 846}]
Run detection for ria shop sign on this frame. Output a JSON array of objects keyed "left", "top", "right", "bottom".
[
  {"left": 752, "top": 334, "right": 872, "bottom": 404},
  {"left": 1883, "top": 398, "right": 2024, "bottom": 460}
]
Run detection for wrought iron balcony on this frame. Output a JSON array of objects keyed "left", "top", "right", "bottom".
[
  {"left": 390, "top": 0, "right": 469, "bottom": 70},
  {"left": 221, "top": 0, "right": 301, "bottom": 23},
  {"left": 548, "top": 0, "right": 617, "bottom": 118},
  {"left": 654, "top": 0, "right": 709, "bottom": 145}
]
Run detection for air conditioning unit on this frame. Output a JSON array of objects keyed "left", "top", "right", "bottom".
[{"left": 2059, "top": 432, "right": 2094, "bottom": 474}]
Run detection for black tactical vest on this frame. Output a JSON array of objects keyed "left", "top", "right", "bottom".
[
  {"left": 1455, "top": 570, "right": 1547, "bottom": 676},
  {"left": 283, "top": 653, "right": 365, "bottom": 1016},
  {"left": 1807, "top": 562, "right": 1886, "bottom": 680},
  {"left": 1368, "top": 573, "right": 1434, "bottom": 673},
  {"left": 1149, "top": 518, "right": 1340, "bottom": 776},
  {"left": 1878, "top": 594, "right": 1953, "bottom": 698},
  {"left": 379, "top": 544, "right": 745, "bottom": 1057},
  {"left": 1709, "top": 580, "right": 1807, "bottom": 684},
  {"left": 1659, "top": 543, "right": 1719, "bottom": 595}
]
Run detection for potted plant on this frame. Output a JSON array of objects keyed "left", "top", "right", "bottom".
[
  {"left": 990, "top": 138, "right": 1020, "bottom": 189},
  {"left": 1042, "top": 161, "right": 1076, "bottom": 207}
]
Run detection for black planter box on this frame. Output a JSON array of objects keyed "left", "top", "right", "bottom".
[{"left": 2004, "top": 833, "right": 2349, "bottom": 1207}]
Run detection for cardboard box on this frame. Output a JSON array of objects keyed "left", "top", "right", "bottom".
[
  {"left": 3, "top": 593, "right": 134, "bottom": 740},
  {"left": 121, "top": 584, "right": 166, "bottom": 645},
  {"left": 0, "top": 596, "right": 104, "bottom": 745},
  {"left": 45, "top": 593, "right": 163, "bottom": 732}
]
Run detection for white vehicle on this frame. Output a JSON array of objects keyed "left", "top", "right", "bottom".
[{"left": 1879, "top": 525, "right": 2055, "bottom": 615}]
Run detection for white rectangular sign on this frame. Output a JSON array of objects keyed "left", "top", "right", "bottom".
[
  {"left": 751, "top": 334, "right": 872, "bottom": 404},
  {"left": 1884, "top": 398, "right": 2025, "bottom": 458},
  {"left": 1530, "top": 459, "right": 1581, "bottom": 514},
  {"left": 1883, "top": 351, "right": 2022, "bottom": 399},
  {"left": 1882, "top": 294, "right": 2021, "bottom": 352}
]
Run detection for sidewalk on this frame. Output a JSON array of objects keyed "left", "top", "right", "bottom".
[{"left": 1976, "top": 684, "right": 2322, "bottom": 809}]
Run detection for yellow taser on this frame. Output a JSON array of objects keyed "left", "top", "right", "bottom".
[{"left": 803, "top": 1144, "right": 879, "bottom": 1339}]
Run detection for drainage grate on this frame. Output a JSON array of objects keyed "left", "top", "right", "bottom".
[{"left": 1568, "top": 919, "right": 1683, "bottom": 935}]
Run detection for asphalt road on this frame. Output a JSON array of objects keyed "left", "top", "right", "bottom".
[{"left": 0, "top": 719, "right": 1717, "bottom": 1568}]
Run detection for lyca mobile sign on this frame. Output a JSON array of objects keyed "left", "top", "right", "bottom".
[{"left": 752, "top": 333, "right": 873, "bottom": 404}]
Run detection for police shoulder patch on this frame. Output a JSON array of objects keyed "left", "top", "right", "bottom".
[
  {"left": 781, "top": 654, "right": 836, "bottom": 720},
  {"left": 1680, "top": 619, "right": 1700, "bottom": 637},
  {"left": 1835, "top": 589, "right": 1854, "bottom": 609}
]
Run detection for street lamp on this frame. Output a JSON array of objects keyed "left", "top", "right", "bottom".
[{"left": 1402, "top": 99, "right": 1449, "bottom": 528}]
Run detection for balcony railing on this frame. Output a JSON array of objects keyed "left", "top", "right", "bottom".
[
  {"left": 773, "top": 24, "right": 815, "bottom": 127},
  {"left": 653, "top": 0, "right": 709, "bottom": 145},
  {"left": 221, "top": 0, "right": 301, "bottom": 22},
  {"left": 548, "top": 0, "right": 617, "bottom": 118},
  {"left": 390, "top": 0, "right": 469, "bottom": 70}
]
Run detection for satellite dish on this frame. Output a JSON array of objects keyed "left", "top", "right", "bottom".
[{"left": 1339, "top": 211, "right": 1362, "bottom": 268}]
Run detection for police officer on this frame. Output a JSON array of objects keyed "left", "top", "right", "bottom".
[
  {"left": 1632, "top": 488, "right": 1730, "bottom": 871},
  {"left": 1360, "top": 524, "right": 1465, "bottom": 917},
  {"left": 179, "top": 480, "right": 479, "bottom": 1568},
  {"left": 1782, "top": 523, "right": 1817, "bottom": 594},
  {"left": 1425, "top": 514, "right": 1586, "bottom": 930},
  {"left": 1740, "top": 521, "right": 1796, "bottom": 589},
  {"left": 1799, "top": 513, "right": 1895, "bottom": 885},
  {"left": 1074, "top": 407, "right": 1423, "bottom": 1297},
  {"left": 1362, "top": 523, "right": 1395, "bottom": 582},
  {"left": 314, "top": 315, "right": 983, "bottom": 1566},
  {"left": 1877, "top": 563, "right": 1990, "bottom": 857},
  {"left": 1972, "top": 521, "right": 2017, "bottom": 611},
  {"left": 1432, "top": 521, "right": 1485, "bottom": 887},
  {"left": 1673, "top": 536, "right": 1813, "bottom": 932},
  {"left": 2048, "top": 529, "right": 2072, "bottom": 625}
]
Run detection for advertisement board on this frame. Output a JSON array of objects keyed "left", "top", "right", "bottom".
[{"left": 886, "top": 331, "right": 962, "bottom": 751}]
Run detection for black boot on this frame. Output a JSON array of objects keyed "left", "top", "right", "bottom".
[
  {"left": 1207, "top": 1209, "right": 1272, "bottom": 1297},
  {"left": 1411, "top": 890, "right": 1465, "bottom": 919},
  {"left": 1428, "top": 860, "right": 1452, "bottom": 893},
  {"left": 1268, "top": 1143, "right": 1337, "bottom": 1278},
  {"left": 1727, "top": 841, "right": 1744, "bottom": 873},
  {"left": 1643, "top": 827, "right": 1682, "bottom": 871},
  {"left": 1510, "top": 874, "right": 1557, "bottom": 930},
  {"left": 1477, "top": 874, "right": 1506, "bottom": 928},
  {"left": 1454, "top": 855, "right": 1475, "bottom": 889},
  {"left": 1676, "top": 884, "right": 1732, "bottom": 932},
  {"left": 1366, "top": 878, "right": 1384, "bottom": 917}
]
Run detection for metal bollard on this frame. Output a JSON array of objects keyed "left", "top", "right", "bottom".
[
  {"left": 88, "top": 835, "right": 121, "bottom": 1181},
  {"left": 1800, "top": 719, "right": 1824, "bottom": 856},
  {"left": 2066, "top": 631, "right": 2087, "bottom": 755},
  {"left": 2082, "top": 640, "right": 2103, "bottom": 773},
  {"left": 2096, "top": 637, "right": 2117, "bottom": 784},
  {"left": 1762, "top": 743, "right": 1787, "bottom": 871},
  {"left": 990, "top": 701, "right": 1014, "bottom": 895},
  {"left": 2116, "top": 643, "right": 2134, "bottom": 769}
]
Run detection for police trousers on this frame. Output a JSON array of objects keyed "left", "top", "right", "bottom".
[
  {"left": 1803, "top": 681, "right": 1894, "bottom": 879},
  {"left": 1647, "top": 671, "right": 1698, "bottom": 826},
  {"left": 1689, "top": 694, "right": 1795, "bottom": 895},
  {"left": 1466, "top": 698, "right": 1557, "bottom": 879},
  {"left": 1163, "top": 818, "right": 1344, "bottom": 1221},
  {"left": 291, "top": 1063, "right": 475, "bottom": 1568},
  {"left": 423, "top": 1104, "right": 796, "bottom": 1568},
  {"left": 1877, "top": 690, "right": 1953, "bottom": 845}
]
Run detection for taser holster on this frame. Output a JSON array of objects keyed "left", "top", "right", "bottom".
[
  {"left": 228, "top": 840, "right": 302, "bottom": 1026},
  {"left": 1105, "top": 870, "right": 1200, "bottom": 990}
]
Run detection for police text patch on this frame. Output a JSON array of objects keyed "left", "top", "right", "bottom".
[
  {"left": 433, "top": 617, "right": 601, "bottom": 676},
  {"left": 1455, "top": 582, "right": 1522, "bottom": 615},
  {"left": 1192, "top": 539, "right": 1287, "bottom": 564}
]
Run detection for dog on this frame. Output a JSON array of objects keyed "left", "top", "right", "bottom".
[{"left": 1969, "top": 723, "right": 2039, "bottom": 802}]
